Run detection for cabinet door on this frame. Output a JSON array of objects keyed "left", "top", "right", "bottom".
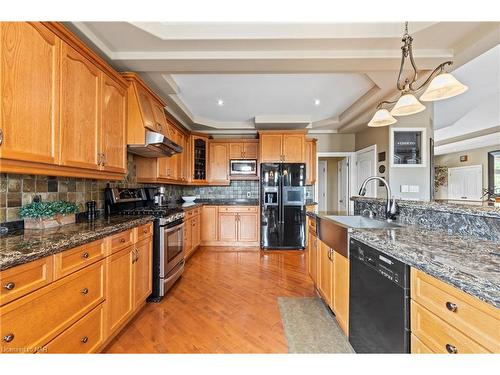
[
  {"left": 309, "top": 230, "right": 318, "bottom": 285},
  {"left": 259, "top": 134, "right": 282, "bottom": 162},
  {"left": 60, "top": 42, "right": 100, "bottom": 170},
  {"left": 238, "top": 213, "right": 259, "bottom": 242},
  {"left": 243, "top": 142, "right": 258, "bottom": 159},
  {"left": 209, "top": 143, "right": 229, "bottom": 183},
  {"left": 319, "top": 241, "right": 333, "bottom": 307},
  {"left": 191, "top": 216, "right": 200, "bottom": 248},
  {"left": 150, "top": 99, "right": 168, "bottom": 135},
  {"left": 305, "top": 139, "right": 317, "bottom": 185},
  {"left": 106, "top": 246, "right": 134, "bottom": 335},
  {"left": 333, "top": 251, "right": 349, "bottom": 336},
  {"left": 168, "top": 126, "right": 180, "bottom": 180},
  {"left": 135, "top": 85, "right": 156, "bottom": 132},
  {"left": 100, "top": 74, "right": 126, "bottom": 173},
  {"left": 283, "top": 134, "right": 305, "bottom": 163},
  {"left": 218, "top": 212, "right": 238, "bottom": 242},
  {"left": 229, "top": 143, "right": 244, "bottom": 159},
  {"left": 184, "top": 217, "right": 192, "bottom": 256},
  {"left": 201, "top": 206, "right": 218, "bottom": 242},
  {"left": 133, "top": 238, "right": 152, "bottom": 307},
  {"left": 0, "top": 22, "right": 60, "bottom": 164}
]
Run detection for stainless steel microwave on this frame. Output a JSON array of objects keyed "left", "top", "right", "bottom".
[{"left": 230, "top": 160, "right": 257, "bottom": 175}]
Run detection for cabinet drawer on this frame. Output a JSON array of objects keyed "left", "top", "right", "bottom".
[
  {"left": 136, "top": 222, "right": 153, "bottom": 242},
  {"left": 43, "top": 303, "right": 105, "bottom": 353},
  {"left": 411, "top": 301, "right": 490, "bottom": 354},
  {"left": 219, "top": 206, "right": 258, "bottom": 213},
  {"left": 193, "top": 208, "right": 200, "bottom": 216},
  {"left": 411, "top": 333, "right": 434, "bottom": 354},
  {"left": 110, "top": 229, "right": 134, "bottom": 253},
  {"left": 0, "top": 257, "right": 54, "bottom": 307},
  {"left": 0, "top": 260, "right": 105, "bottom": 353},
  {"left": 411, "top": 268, "right": 500, "bottom": 352},
  {"left": 54, "top": 239, "right": 106, "bottom": 279}
]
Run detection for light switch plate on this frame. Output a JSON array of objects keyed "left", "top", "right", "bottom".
[
  {"left": 400, "top": 185, "right": 409, "bottom": 193},
  {"left": 409, "top": 185, "right": 420, "bottom": 193}
]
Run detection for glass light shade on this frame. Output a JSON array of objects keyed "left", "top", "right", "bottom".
[
  {"left": 390, "top": 94, "right": 426, "bottom": 116},
  {"left": 368, "top": 109, "right": 397, "bottom": 127},
  {"left": 420, "top": 73, "right": 468, "bottom": 102}
]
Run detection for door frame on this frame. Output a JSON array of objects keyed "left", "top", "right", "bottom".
[
  {"left": 337, "top": 158, "right": 349, "bottom": 213},
  {"left": 317, "top": 160, "right": 328, "bottom": 211},
  {"left": 355, "top": 145, "right": 378, "bottom": 198},
  {"left": 316, "top": 152, "right": 356, "bottom": 214}
]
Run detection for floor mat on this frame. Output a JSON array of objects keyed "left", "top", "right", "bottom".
[{"left": 278, "top": 296, "right": 354, "bottom": 353}]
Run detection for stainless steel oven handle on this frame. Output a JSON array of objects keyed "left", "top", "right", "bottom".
[{"left": 164, "top": 222, "right": 185, "bottom": 233}]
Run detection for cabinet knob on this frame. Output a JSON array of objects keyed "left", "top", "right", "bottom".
[
  {"left": 445, "top": 344, "right": 458, "bottom": 354},
  {"left": 81, "top": 288, "right": 89, "bottom": 295},
  {"left": 81, "top": 336, "right": 89, "bottom": 344},
  {"left": 82, "top": 252, "right": 89, "bottom": 259},
  {"left": 143, "top": 229, "right": 148, "bottom": 234},
  {"left": 3, "top": 333, "right": 14, "bottom": 343},
  {"left": 4, "top": 282, "right": 15, "bottom": 291},
  {"left": 445, "top": 302, "right": 457, "bottom": 312},
  {"left": 120, "top": 238, "right": 126, "bottom": 243}
]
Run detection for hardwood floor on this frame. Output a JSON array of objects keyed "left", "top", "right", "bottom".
[{"left": 104, "top": 247, "right": 315, "bottom": 353}]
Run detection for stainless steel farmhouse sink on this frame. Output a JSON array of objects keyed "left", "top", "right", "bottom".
[{"left": 324, "top": 215, "right": 404, "bottom": 229}]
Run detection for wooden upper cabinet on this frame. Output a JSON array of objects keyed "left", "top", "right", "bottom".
[
  {"left": 282, "top": 133, "right": 305, "bottom": 163},
  {"left": 305, "top": 138, "right": 317, "bottom": 185},
  {"left": 229, "top": 142, "right": 258, "bottom": 160},
  {"left": 209, "top": 143, "right": 229, "bottom": 184},
  {"left": 100, "top": 74, "right": 126, "bottom": 173},
  {"left": 150, "top": 99, "right": 168, "bottom": 135},
  {"left": 0, "top": 22, "right": 60, "bottom": 164},
  {"left": 135, "top": 85, "right": 157, "bottom": 133},
  {"left": 60, "top": 42, "right": 100, "bottom": 170},
  {"left": 259, "top": 133, "right": 283, "bottom": 163}
]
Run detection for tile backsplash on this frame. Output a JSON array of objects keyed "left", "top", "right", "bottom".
[{"left": 0, "top": 155, "right": 260, "bottom": 224}]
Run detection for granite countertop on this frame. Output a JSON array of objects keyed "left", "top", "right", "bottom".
[
  {"left": 349, "top": 225, "right": 500, "bottom": 308},
  {"left": 0, "top": 216, "right": 154, "bottom": 271}
]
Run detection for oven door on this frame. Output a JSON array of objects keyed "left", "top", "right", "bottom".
[{"left": 160, "top": 221, "right": 184, "bottom": 278}]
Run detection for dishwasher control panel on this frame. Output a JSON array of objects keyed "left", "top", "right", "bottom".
[{"left": 349, "top": 238, "right": 409, "bottom": 288}]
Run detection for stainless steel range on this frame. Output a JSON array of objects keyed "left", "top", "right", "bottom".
[{"left": 105, "top": 187, "right": 185, "bottom": 301}]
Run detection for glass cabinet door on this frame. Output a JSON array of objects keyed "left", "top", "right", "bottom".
[{"left": 193, "top": 137, "right": 207, "bottom": 181}]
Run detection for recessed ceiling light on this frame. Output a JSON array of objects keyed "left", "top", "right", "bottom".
[
  {"left": 217, "top": 99, "right": 224, "bottom": 106},
  {"left": 314, "top": 99, "right": 321, "bottom": 106}
]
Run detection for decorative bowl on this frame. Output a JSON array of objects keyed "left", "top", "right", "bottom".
[{"left": 182, "top": 196, "right": 197, "bottom": 203}]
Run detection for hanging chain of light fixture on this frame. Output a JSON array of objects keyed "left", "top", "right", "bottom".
[{"left": 368, "top": 22, "right": 468, "bottom": 127}]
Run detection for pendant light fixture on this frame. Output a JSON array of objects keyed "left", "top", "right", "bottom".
[{"left": 367, "top": 22, "right": 468, "bottom": 127}]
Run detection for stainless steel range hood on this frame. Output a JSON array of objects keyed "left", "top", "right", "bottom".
[{"left": 127, "top": 130, "right": 183, "bottom": 158}]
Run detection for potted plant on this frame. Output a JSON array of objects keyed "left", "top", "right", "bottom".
[{"left": 20, "top": 200, "right": 80, "bottom": 229}]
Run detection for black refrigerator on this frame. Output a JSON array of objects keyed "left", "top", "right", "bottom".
[{"left": 260, "top": 163, "right": 306, "bottom": 250}]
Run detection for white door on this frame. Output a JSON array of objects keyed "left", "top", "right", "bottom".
[
  {"left": 448, "top": 165, "right": 483, "bottom": 201},
  {"left": 318, "top": 160, "right": 327, "bottom": 211},
  {"left": 338, "top": 158, "right": 348, "bottom": 214},
  {"left": 356, "top": 147, "right": 376, "bottom": 197}
]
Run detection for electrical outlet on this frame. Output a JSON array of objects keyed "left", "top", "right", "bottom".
[
  {"left": 400, "top": 185, "right": 409, "bottom": 193},
  {"left": 246, "top": 192, "right": 251, "bottom": 198}
]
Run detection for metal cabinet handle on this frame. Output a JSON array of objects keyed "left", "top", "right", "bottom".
[
  {"left": 82, "top": 252, "right": 89, "bottom": 259},
  {"left": 3, "top": 333, "right": 14, "bottom": 343},
  {"left": 4, "top": 282, "right": 15, "bottom": 291},
  {"left": 0, "top": 129, "right": 3, "bottom": 145},
  {"left": 445, "top": 344, "right": 458, "bottom": 354},
  {"left": 81, "top": 288, "right": 89, "bottom": 295},
  {"left": 445, "top": 302, "right": 457, "bottom": 312},
  {"left": 135, "top": 249, "right": 139, "bottom": 262},
  {"left": 81, "top": 336, "right": 89, "bottom": 344}
]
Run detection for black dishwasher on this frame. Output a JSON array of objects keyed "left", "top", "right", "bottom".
[{"left": 349, "top": 238, "right": 410, "bottom": 353}]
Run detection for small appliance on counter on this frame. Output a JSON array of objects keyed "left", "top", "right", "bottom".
[{"left": 105, "top": 186, "right": 185, "bottom": 302}]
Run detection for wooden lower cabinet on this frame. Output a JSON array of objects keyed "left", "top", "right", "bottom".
[
  {"left": 184, "top": 209, "right": 201, "bottom": 260},
  {"left": 0, "top": 223, "right": 153, "bottom": 354},
  {"left": 332, "top": 251, "right": 349, "bottom": 336},
  {"left": 318, "top": 240, "right": 333, "bottom": 307},
  {"left": 218, "top": 212, "right": 239, "bottom": 242},
  {"left": 106, "top": 246, "right": 134, "bottom": 336},
  {"left": 411, "top": 333, "right": 434, "bottom": 354},
  {"left": 201, "top": 206, "right": 218, "bottom": 242},
  {"left": 308, "top": 229, "right": 318, "bottom": 285}
]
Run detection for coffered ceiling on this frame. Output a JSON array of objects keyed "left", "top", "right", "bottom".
[{"left": 68, "top": 21, "right": 500, "bottom": 134}]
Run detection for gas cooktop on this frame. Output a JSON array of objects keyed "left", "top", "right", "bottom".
[{"left": 118, "top": 206, "right": 184, "bottom": 223}]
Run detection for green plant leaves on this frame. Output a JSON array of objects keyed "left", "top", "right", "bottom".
[{"left": 20, "top": 200, "right": 80, "bottom": 219}]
